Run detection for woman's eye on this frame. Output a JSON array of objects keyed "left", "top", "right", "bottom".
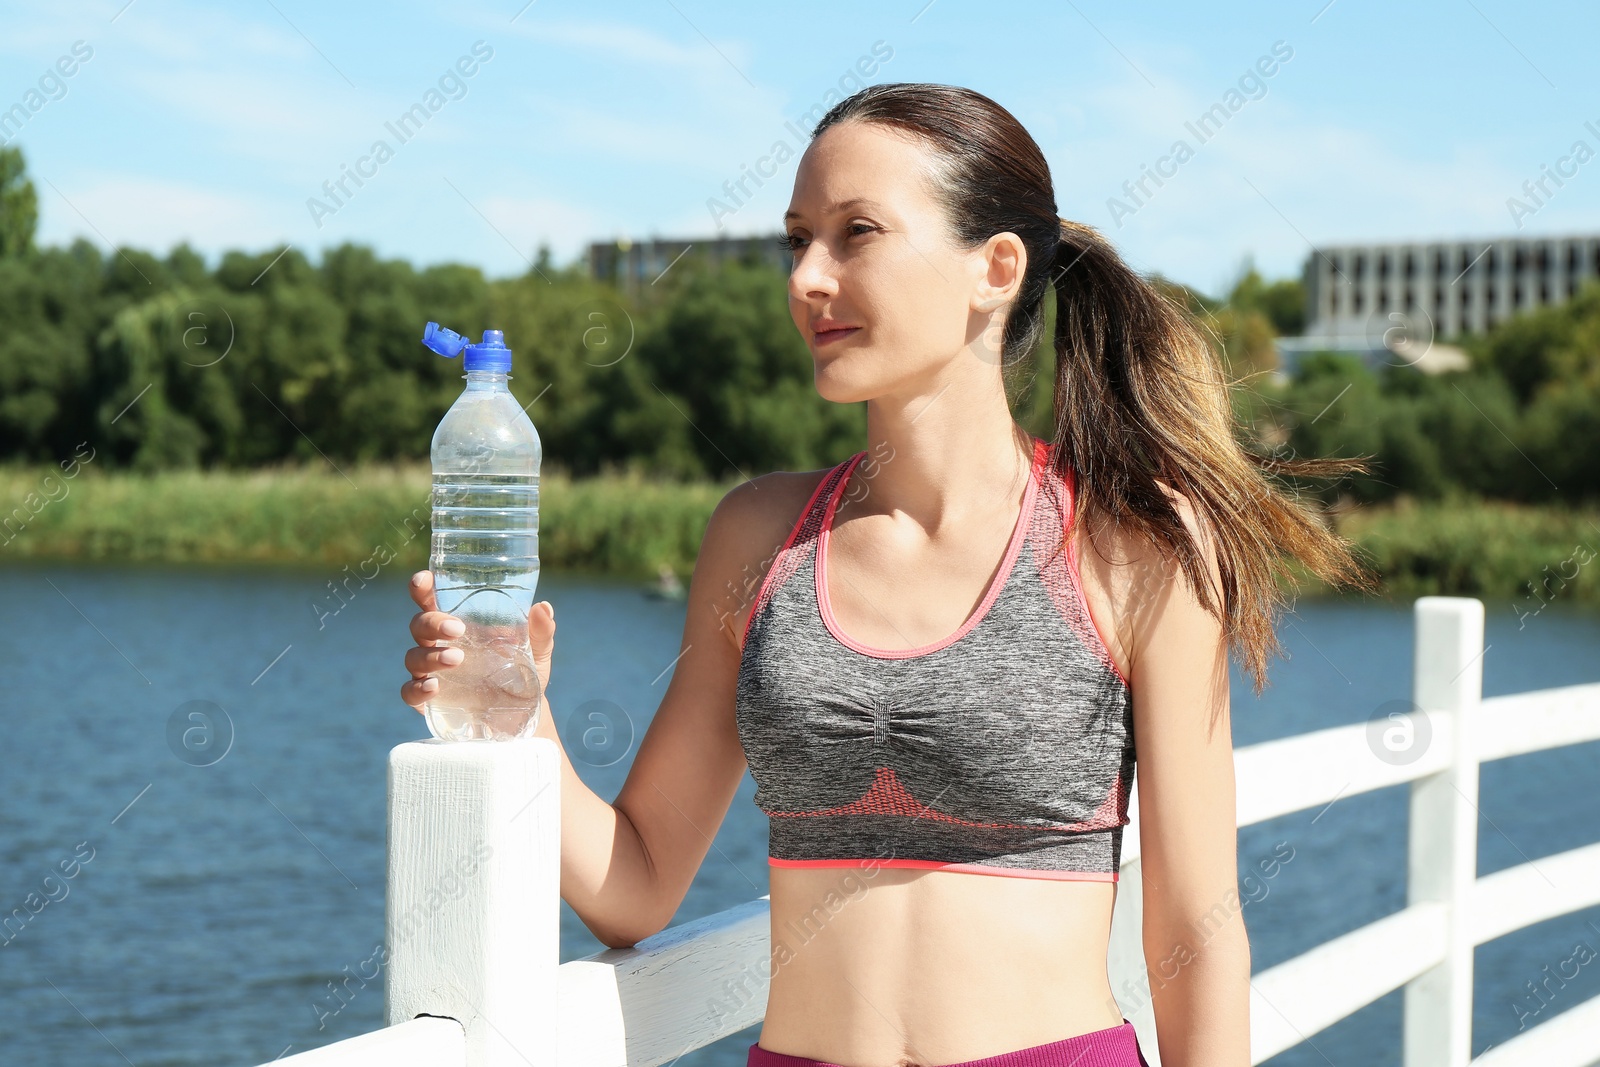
[{"left": 777, "top": 224, "right": 876, "bottom": 253}]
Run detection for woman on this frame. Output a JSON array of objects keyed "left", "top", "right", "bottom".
[{"left": 401, "top": 83, "right": 1371, "bottom": 1067}]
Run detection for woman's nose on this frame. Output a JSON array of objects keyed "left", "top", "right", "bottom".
[{"left": 788, "top": 248, "right": 837, "bottom": 300}]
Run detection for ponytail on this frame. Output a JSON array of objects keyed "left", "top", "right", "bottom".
[{"left": 1048, "top": 219, "right": 1375, "bottom": 692}]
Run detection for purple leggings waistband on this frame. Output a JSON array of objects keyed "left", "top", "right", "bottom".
[{"left": 746, "top": 1020, "right": 1150, "bottom": 1067}]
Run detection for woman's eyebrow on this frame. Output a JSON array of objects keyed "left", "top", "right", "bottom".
[{"left": 783, "top": 197, "right": 885, "bottom": 223}]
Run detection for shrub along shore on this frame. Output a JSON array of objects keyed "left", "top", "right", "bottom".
[
  {"left": 0, "top": 461, "right": 726, "bottom": 580},
  {"left": 1, "top": 462, "right": 1596, "bottom": 610}
]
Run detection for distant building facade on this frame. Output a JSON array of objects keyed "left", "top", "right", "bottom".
[
  {"left": 1279, "top": 232, "right": 1600, "bottom": 376},
  {"left": 587, "top": 234, "right": 788, "bottom": 295},
  {"left": 1303, "top": 233, "right": 1600, "bottom": 340}
]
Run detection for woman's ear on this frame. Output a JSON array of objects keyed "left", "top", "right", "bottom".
[{"left": 971, "top": 230, "right": 1027, "bottom": 313}]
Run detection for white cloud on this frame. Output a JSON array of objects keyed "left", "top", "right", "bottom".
[
  {"left": 112, "top": 6, "right": 309, "bottom": 64},
  {"left": 36, "top": 174, "right": 290, "bottom": 257},
  {"left": 120, "top": 65, "right": 367, "bottom": 167},
  {"left": 510, "top": 91, "right": 765, "bottom": 173},
  {"left": 505, "top": 18, "right": 741, "bottom": 73}
]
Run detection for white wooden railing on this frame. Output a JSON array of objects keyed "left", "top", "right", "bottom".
[{"left": 259, "top": 597, "right": 1600, "bottom": 1067}]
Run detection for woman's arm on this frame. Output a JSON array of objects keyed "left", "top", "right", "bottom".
[
  {"left": 584, "top": 478, "right": 782, "bottom": 945},
  {"left": 404, "top": 475, "right": 788, "bottom": 950},
  {"left": 1090, "top": 489, "right": 1252, "bottom": 1066},
  {"left": 572, "top": 473, "right": 817, "bottom": 947}
]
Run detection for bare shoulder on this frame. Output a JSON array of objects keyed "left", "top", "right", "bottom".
[
  {"left": 694, "top": 466, "right": 834, "bottom": 654},
  {"left": 1073, "top": 479, "right": 1223, "bottom": 679}
]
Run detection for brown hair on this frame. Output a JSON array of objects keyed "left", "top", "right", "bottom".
[{"left": 812, "top": 82, "right": 1376, "bottom": 693}]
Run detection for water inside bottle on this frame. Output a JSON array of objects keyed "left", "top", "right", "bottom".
[
  {"left": 427, "top": 471, "right": 542, "bottom": 741},
  {"left": 425, "top": 622, "right": 542, "bottom": 741}
]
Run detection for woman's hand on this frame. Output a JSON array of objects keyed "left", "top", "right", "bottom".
[{"left": 400, "top": 570, "right": 556, "bottom": 714}]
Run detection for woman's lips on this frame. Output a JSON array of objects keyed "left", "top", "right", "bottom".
[{"left": 813, "top": 327, "right": 860, "bottom": 345}]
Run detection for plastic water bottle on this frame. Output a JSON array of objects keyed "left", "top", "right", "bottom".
[{"left": 419, "top": 321, "right": 543, "bottom": 741}]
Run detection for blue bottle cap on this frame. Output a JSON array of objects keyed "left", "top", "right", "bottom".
[
  {"left": 422, "top": 322, "right": 512, "bottom": 373},
  {"left": 421, "top": 321, "right": 468, "bottom": 357}
]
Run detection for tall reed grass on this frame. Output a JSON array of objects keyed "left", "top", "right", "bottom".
[{"left": 0, "top": 461, "right": 732, "bottom": 581}]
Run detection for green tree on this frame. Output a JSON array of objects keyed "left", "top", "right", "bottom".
[
  {"left": 0, "top": 145, "right": 39, "bottom": 259},
  {"left": 0, "top": 239, "right": 101, "bottom": 459},
  {"left": 1471, "top": 280, "right": 1600, "bottom": 405},
  {"left": 612, "top": 259, "right": 862, "bottom": 480},
  {"left": 1227, "top": 265, "right": 1306, "bottom": 336},
  {"left": 1279, "top": 354, "right": 1384, "bottom": 500}
]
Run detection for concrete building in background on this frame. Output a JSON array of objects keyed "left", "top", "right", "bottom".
[
  {"left": 587, "top": 234, "right": 789, "bottom": 295},
  {"left": 1305, "top": 233, "right": 1600, "bottom": 337},
  {"left": 1279, "top": 232, "right": 1600, "bottom": 376}
]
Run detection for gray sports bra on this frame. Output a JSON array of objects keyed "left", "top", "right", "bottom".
[{"left": 735, "top": 434, "right": 1135, "bottom": 881}]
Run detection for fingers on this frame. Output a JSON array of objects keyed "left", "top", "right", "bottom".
[
  {"left": 528, "top": 600, "right": 555, "bottom": 650},
  {"left": 405, "top": 571, "right": 457, "bottom": 715},
  {"left": 405, "top": 644, "right": 464, "bottom": 677},
  {"left": 410, "top": 608, "right": 465, "bottom": 647},
  {"left": 409, "top": 570, "right": 440, "bottom": 613},
  {"left": 400, "top": 644, "right": 466, "bottom": 712},
  {"left": 528, "top": 600, "right": 555, "bottom": 689},
  {"left": 409, "top": 571, "right": 461, "bottom": 645},
  {"left": 401, "top": 675, "right": 438, "bottom": 710}
]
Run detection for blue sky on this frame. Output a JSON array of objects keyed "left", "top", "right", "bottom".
[{"left": 2, "top": 0, "right": 1597, "bottom": 297}]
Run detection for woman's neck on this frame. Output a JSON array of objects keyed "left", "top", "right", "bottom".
[{"left": 852, "top": 370, "right": 1034, "bottom": 532}]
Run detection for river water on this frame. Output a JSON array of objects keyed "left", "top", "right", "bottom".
[{"left": 1, "top": 563, "right": 1596, "bottom": 1066}]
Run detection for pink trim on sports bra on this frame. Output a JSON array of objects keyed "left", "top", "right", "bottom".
[
  {"left": 768, "top": 857, "right": 1118, "bottom": 882},
  {"left": 739, "top": 468, "right": 840, "bottom": 653},
  {"left": 815, "top": 437, "right": 1046, "bottom": 660},
  {"left": 1062, "top": 462, "right": 1132, "bottom": 689}
]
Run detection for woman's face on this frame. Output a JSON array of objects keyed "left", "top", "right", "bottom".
[{"left": 782, "top": 120, "right": 1021, "bottom": 405}]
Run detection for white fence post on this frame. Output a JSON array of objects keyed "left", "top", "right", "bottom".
[
  {"left": 1404, "top": 597, "right": 1485, "bottom": 1067},
  {"left": 386, "top": 737, "right": 563, "bottom": 1067}
]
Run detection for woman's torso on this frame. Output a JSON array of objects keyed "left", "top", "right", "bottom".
[{"left": 730, "top": 434, "right": 1135, "bottom": 1066}]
